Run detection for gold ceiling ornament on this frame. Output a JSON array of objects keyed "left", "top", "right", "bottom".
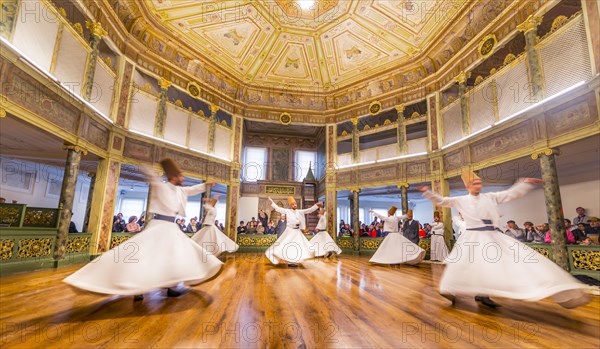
[
  {"left": 350, "top": 117, "right": 359, "bottom": 126},
  {"left": 369, "top": 101, "right": 382, "bottom": 116},
  {"left": 142, "top": 83, "right": 152, "bottom": 93},
  {"left": 503, "top": 53, "right": 516, "bottom": 65},
  {"left": 474, "top": 75, "right": 484, "bottom": 85},
  {"left": 58, "top": 7, "right": 68, "bottom": 19},
  {"left": 85, "top": 21, "right": 107, "bottom": 38},
  {"left": 531, "top": 148, "right": 560, "bottom": 159},
  {"left": 383, "top": 119, "right": 391, "bottom": 125},
  {"left": 0, "top": 107, "right": 6, "bottom": 118},
  {"left": 363, "top": 125, "right": 371, "bottom": 131},
  {"left": 73, "top": 23, "right": 83, "bottom": 36},
  {"left": 279, "top": 112, "right": 292, "bottom": 125},
  {"left": 550, "top": 15, "right": 568, "bottom": 34},
  {"left": 395, "top": 104, "right": 405, "bottom": 113},
  {"left": 341, "top": 130, "right": 348, "bottom": 136},
  {"left": 477, "top": 34, "right": 497, "bottom": 58},
  {"left": 175, "top": 100, "right": 183, "bottom": 107},
  {"left": 210, "top": 104, "right": 220, "bottom": 115},
  {"left": 63, "top": 144, "right": 88, "bottom": 155},
  {"left": 489, "top": 67, "right": 497, "bottom": 75},
  {"left": 454, "top": 71, "right": 471, "bottom": 84},
  {"left": 158, "top": 77, "right": 172, "bottom": 90},
  {"left": 410, "top": 111, "right": 420, "bottom": 119},
  {"left": 517, "top": 15, "right": 543, "bottom": 34},
  {"left": 187, "top": 81, "right": 201, "bottom": 98}
]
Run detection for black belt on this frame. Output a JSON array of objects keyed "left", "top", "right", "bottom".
[
  {"left": 467, "top": 226, "right": 496, "bottom": 231},
  {"left": 288, "top": 225, "right": 300, "bottom": 229},
  {"left": 432, "top": 233, "right": 444, "bottom": 236},
  {"left": 154, "top": 214, "right": 176, "bottom": 222},
  {"left": 316, "top": 229, "right": 326, "bottom": 232}
]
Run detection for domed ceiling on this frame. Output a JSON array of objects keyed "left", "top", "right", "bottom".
[{"left": 142, "top": 0, "right": 470, "bottom": 90}]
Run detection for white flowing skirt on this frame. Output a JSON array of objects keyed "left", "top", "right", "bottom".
[
  {"left": 440, "top": 231, "right": 590, "bottom": 308},
  {"left": 430, "top": 234, "right": 449, "bottom": 262},
  {"left": 369, "top": 233, "right": 425, "bottom": 265},
  {"left": 191, "top": 225, "right": 239, "bottom": 257},
  {"left": 64, "top": 220, "right": 223, "bottom": 295},
  {"left": 265, "top": 227, "right": 314, "bottom": 264},
  {"left": 309, "top": 231, "right": 342, "bottom": 257}
]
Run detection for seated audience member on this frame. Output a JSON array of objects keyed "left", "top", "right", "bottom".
[
  {"left": 219, "top": 223, "right": 225, "bottom": 231},
  {"left": 587, "top": 217, "right": 600, "bottom": 243},
  {"left": 257, "top": 222, "right": 265, "bottom": 234},
  {"left": 186, "top": 218, "right": 198, "bottom": 233},
  {"left": 423, "top": 223, "right": 432, "bottom": 237},
  {"left": 247, "top": 219, "right": 257, "bottom": 234},
  {"left": 543, "top": 222, "right": 576, "bottom": 244},
  {"left": 572, "top": 222, "right": 588, "bottom": 242},
  {"left": 179, "top": 218, "right": 187, "bottom": 232},
  {"left": 258, "top": 209, "right": 269, "bottom": 228},
  {"left": 580, "top": 236, "right": 596, "bottom": 246},
  {"left": 563, "top": 218, "right": 575, "bottom": 232},
  {"left": 368, "top": 225, "right": 377, "bottom": 238},
  {"left": 376, "top": 223, "right": 383, "bottom": 237},
  {"left": 136, "top": 214, "right": 146, "bottom": 228},
  {"left": 338, "top": 224, "right": 350, "bottom": 237},
  {"left": 112, "top": 213, "right": 126, "bottom": 232},
  {"left": 237, "top": 221, "right": 247, "bottom": 235},
  {"left": 339, "top": 220, "right": 346, "bottom": 232},
  {"left": 418, "top": 223, "right": 427, "bottom": 238},
  {"left": 126, "top": 216, "right": 141, "bottom": 233},
  {"left": 573, "top": 207, "right": 589, "bottom": 226},
  {"left": 524, "top": 221, "right": 544, "bottom": 243},
  {"left": 265, "top": 221, "right": 275, "bottom": 235},
  {"left": 504, "top": 220, "right": 526, "bottom": 241}
]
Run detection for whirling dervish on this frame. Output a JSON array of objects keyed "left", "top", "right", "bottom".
[
  {"left": 308, "top": 209, "right": 342, "bottom": 258},
  {"left": 64, "top": 159, "right": 223, "bottom": 301},
  {"left": 369, "top": 206, "right": 425, "bottom": 265},
  {"left": 419, "top": 170, "right": 590, "bottom": 309},
  {"left": 191, "top": 195, "right": 239, "bottom": 257},
  {"left": 265, "top": 196, "right": 322, "bottom": 266}
]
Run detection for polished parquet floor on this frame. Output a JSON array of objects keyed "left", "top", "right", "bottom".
[{"left": 1, "top": 254, "right": 599, "bottom": 348}]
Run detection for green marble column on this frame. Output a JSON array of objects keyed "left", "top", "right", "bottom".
[
  {"left": 396, "top": 105, "right": 407, "bottom": 154},
  {"left": 81, "top": 172, "right": 96, "bottom": 233},
  {"left": 518, "top": 15, "right": 544, "bottom": 102},
  {"left": 53, "top": 145, "right": 85, "bottom": 262},
  {"left": 533, "top": 149, "right": 569, "bottom": 271},
  {"left": 155, "top": 78, "right": 172, "bottom": 138},
  {"left": 351, "top": 117, "right": 359, "bottom": 164},
  {"left": 399, "top": 183, "right": 409, "bottom": 215},
  {"left": 456, "top": 71, "right": 471, "bottom": 136},
  {"left": 351, "top": 189, "right": 360, "bottom": 251},
  {"left": 208, "top": 104, "right": 219, "bottom": 154},
  {"left": 82, "top": 22, "right": 107, "bottom": 101}
]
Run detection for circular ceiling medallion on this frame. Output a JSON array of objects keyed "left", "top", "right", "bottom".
[
  {"left": 478, "top": 34, "right": 497, "bottom": 58},
  {"left": 279, "top": 112, "right": 292, "bottom": 125},
  {"left": 187, "top": 81, "right": 201, "bottom": 98},
  {"left": 369, "top": 101, "right": 382, "bottom": 116}
]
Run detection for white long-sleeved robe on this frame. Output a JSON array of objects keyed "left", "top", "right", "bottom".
[
  {"left": 309, "top": 212, "right": 342, "bottom": 257},
  {"left": 422, "top": 182, "right": 589, "bottom": 308},
  {"left": 265, "top": 202, "right": 320, "bottom": 264}
]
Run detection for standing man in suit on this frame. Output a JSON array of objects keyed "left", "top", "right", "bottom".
[
  {"left": 275, "top": 214, "right": 287, "bottom": 238},
  {"left": 402, "top": 209, "right": 420, "bottom": 244}
]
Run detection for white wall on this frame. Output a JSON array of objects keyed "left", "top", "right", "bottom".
[
  {"left": 0, "top": 157, "right": 90, "bottom": 229},
  {"left": 238, "top": 196, "right": 259, "bottom": 224}
]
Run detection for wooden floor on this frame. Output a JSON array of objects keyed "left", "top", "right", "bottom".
[{"left": 1, "top": 254, "right": 599, "bottom": 349}]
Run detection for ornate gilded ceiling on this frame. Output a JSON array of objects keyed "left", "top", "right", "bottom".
[{"left": 143, "top": 0, "right": 469, "bottom": 90}]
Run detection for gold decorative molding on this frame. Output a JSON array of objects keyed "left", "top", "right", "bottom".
[
  {"left": 63, "top": 144, "right": 88, "bottom": 155},
  {"left": 350, "top": 117, "right": 359, "bottom": 126},
  {"left": 455, "top": 71, "right": 471, "bottom": 84},
  {"left": 395, "top": 104, "right": 405, "bottom": 113},
  {"left": 85, "top": 21, "right": 107, "bottom": 38},
  {"left": 158, "top": 77, "right": 172, "bottom": 90},
  {"left": 73, "top": 23, "right": 84, "bottom": 37},
  {"left": 0, "top": 108, "right": 6, "bottom": 118},
  {"left": 474, "top": 75, "right": 484, "bottom": 85},
  {"left": 531, "top": 148, "right": 560, "bottom": 159},
  {"left": 517, "top": 15, "right": 543, "bottom": 34},
  {"left": 210, "top": 104, "right": 220, "bottom": 115},
  {"left": 397, "top": 183, "right": 410, "bottom": 189},
  {"left": 279, "top": 112, "right": 291, "bottom": 125},
  {"left": 550, "top": 15, "right": 569, "bottom": 33},
  {"left": 350, "top": 188, "right": 361, "bottom": 193}
]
